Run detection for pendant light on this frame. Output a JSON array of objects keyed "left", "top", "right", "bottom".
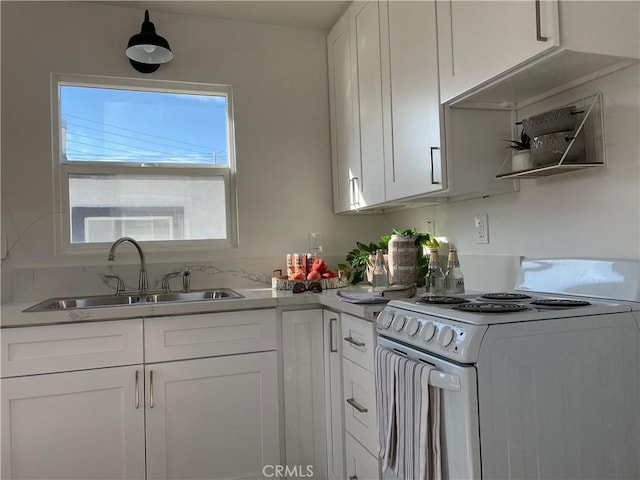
[{"left": 125, "top": 10, "right": 173, "bottom": 74}]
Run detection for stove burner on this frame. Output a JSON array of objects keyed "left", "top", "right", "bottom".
[
  {"left": 452, "top": 302, "right": 530, "bottom": 313},
  {"left": 419, "top": 295, "right": 470, "bottom": 305},
  {"left": 530, "top": 299, "right": 591, "bottom": 308},
  {"left": 480, "top": 293, "right": 532, "bottom": 301}
]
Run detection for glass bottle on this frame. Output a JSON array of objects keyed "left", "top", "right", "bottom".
[
  {"left": 372, "top": 249, "right": 389, "bottom": 291},
  {"left": 425, "top": 250, "right": 445, "bottom": 295},
  {"left": 445, "top": 248, "right": 465, "bottom": 294}
]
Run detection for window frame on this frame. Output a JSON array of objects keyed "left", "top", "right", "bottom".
[{"left": 51, "top": 73, "right": 238, "bottom": 255}]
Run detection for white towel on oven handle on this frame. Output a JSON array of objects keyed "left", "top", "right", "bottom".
[
  {"left": 375, "top": 346, "right": 442, "bottom": 480},
  {"left": 375, "top": 345, "right": 399, "bottom": 471}
]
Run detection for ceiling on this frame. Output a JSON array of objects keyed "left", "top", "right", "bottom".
[{"left": 95, "top": 1, "right": 350, "bottom": 31}]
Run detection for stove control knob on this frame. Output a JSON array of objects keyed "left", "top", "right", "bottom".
[
  {"left": 405, "top": 318, "right": 420, "bottom": 337},
  {"left": 438, "top": 326, "right": 455, "bottom": 348},
  {"left": 392, "top": 314, "right": 406, "bottom": 332},
  {"left": 377, "top": 311, "right": 394, "bottom": 330},
  {"left": 421, "top": 322, "right": 436, "bottom": 343}
]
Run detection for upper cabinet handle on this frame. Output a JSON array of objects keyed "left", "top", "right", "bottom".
[
  {"left": 329, "top": 318, "right": 338, "bottom": 353},
  {"left": 535, "top": 0, "right": 548, "bottom": 42},
  {"left": 430, "top": 147, "right": 441, "bottom": 185}
]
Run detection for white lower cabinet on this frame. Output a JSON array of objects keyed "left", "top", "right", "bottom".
[
  {"left": 345, "top": 433, "right": 382, "bottom": 480},
  {"left": 145, "top": 352, "right": 280, "bottom": 480},
  {"left": 1, "top": 365, "right": 145, "bottom": 480},
  {"left": 1, "top": 310, "right": 280, "bottom": 480},
  {"left": 282, "top": 309, "right": 345, "bottom": 480}
]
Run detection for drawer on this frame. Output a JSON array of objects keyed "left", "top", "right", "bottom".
[
  {"left": 345, "top": 433, "right": 381, "bottom": 480},
  {"left": 343, "top": 358, "right": 378, "bottom": 457},
  {"left": 144, "top": 309, "right": 277, "bottom": 363},
  {"left": 1, "top": 319, "right": 143, "bottom": 378},
  {"left": 342, "top": 313, "right": 376, "bottom": 372}
]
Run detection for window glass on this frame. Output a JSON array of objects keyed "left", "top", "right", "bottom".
[
  {"left": 53, "top": 76, "right": 237, "bottom": 250},
  {"left": 60, "top": 85, "right": 229, "bottom": 164}
]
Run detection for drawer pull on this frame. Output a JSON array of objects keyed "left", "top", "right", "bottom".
[
  {"left": 349, "top": 476, "right": 358, "bottom": 480},
  {"left": 346, "top": 397, "right": 368, "bottom": 413},
  {"left": 344, "top": 336, "right": 365, "bottom": 348},
  {"left": 149, "top": 370, "right": 154, "bottom": 408},
  {"left": 135, "top": 370, "right": 140, "bottom": 409}
]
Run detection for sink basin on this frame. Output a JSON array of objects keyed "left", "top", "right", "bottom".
[
  {"left": 144, "top": 289, "right": 244, "bottom": 303},
  {"left": 23, "top": 289, "right": 244, "bottom": 312}
]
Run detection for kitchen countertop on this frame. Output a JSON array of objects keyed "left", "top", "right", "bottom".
[{"left": 0, "top": 287, "right": 389, "bottom": 328}]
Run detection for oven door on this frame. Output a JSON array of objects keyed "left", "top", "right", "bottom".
[{"left": 377, "top": 335, "right": 481, "bottom": 480}]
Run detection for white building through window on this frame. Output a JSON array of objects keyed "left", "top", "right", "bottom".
[{"left": 52, "top": 74, "right": 238, "bottom": 253}]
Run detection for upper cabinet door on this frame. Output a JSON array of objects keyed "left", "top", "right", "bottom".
[
  {"left": 349, "top": 1, "right": 386, "bottom": 209},
  {"left": 437, "top": 0, "right": 560, "bottom": 104},
  {"left": 328, "top": 12, "right": 360, "bottom": 213},
  {"left": 380, "top": 0, "right": 444, "bottom": 201}
]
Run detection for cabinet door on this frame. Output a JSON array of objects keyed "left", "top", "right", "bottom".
[
  {"left": 437, "top": 0, "right": 560, "bottom": 103},
  {"left": 1, "top": 366, "right": 145, "bottom": 480},
  {"left": 349, "top": 1, "right": 386, "bottom": 208},
  {"left": 145, "top": 352, "right": 280, "bottom": 480},
  {"left": 323, "top": 310, "right": 345, "bottom": 480},
  {"left": 328, "top": 10, "right": 360, "bottom": 213},
  {"left": 282, "top": 309, "right": 328, "bottom": 479},
  {"left": 343, "top": 358, "right": 379, "bottom": 457},
  {"left": 380, "top": 0, "right": 444, "bottom": 200}
]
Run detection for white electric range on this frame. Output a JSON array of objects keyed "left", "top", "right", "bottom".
[{"left": 377, "top": 258, "right": 640, "bottom": 480}]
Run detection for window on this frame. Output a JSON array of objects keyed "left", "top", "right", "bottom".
[{"left": 51, "top": 74, "right": 237, "bottom": 253}]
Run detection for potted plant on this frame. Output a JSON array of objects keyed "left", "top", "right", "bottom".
[
  {"left": 505, "top": 130, "right": 533, "bottom": 171},
  {"left": 339, "top": 228, "right": 436, "bottom": 287}
]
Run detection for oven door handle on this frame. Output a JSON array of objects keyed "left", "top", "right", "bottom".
[{"left": 391, "top": 346, "right": 462, "bottom": 392}]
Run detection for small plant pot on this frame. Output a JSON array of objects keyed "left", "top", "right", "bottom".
[{"left": 511, "top": 149, "right": 534, "bottom": 171}]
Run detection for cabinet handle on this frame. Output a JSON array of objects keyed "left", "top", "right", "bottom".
[
  {"left": 352, "top": 177, "right": 360, "bottom": 208},
  {"left": 430, "top": 147, "right": 441, "bottom": 185},
  {"left": 135, "top": 370, "right": 140, "bottom": 409},
  {"left": 535, "top": 0, "right": 548, "bottom": 42},
  {"left": 344, "top": 336, "right": 365, "bottom": 347},
  {"left": 329, "top": 318, "right": 338, "bottom": 353},
  {"left": 346, "top": 397, "right": 368, "bottom": 413},
  {"left": 149, "top": 370, "right": 154, "bottom": 408},
  {"left": 349, "top": 476, "right": 358, "bottom": 480}
]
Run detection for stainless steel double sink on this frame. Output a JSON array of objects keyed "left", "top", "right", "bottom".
[{"left": 24, "top": 289, "right": 244, "bottom": 312}]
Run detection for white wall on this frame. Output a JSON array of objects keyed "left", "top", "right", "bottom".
[
  {"left": 385, "top": 65, "right": 640, "bottom": 283},
  {"left": 1, "top": 1, "right": 388, "bottom": 301}
]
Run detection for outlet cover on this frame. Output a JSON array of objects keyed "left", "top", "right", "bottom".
[
  {"left": 309, "top": 232, "right": 323, "bottom": 255},
  {"left": 475, "top": 214, "right": 489, "bottom": 244}
]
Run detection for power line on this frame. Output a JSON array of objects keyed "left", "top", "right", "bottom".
[{"left": 64, "top": 112, "right": 220, "bottom": 152}]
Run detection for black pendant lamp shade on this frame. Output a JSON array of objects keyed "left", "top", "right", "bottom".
[{"left": 126, "top": 10, "right": 173, "bottom": 73}]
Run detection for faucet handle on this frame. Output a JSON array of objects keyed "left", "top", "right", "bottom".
[
  {"left": 161, "top": 271, "right": 182, "bottom": 293},
  {"left": 182, "top": 268, "right": 192, "bottom": 293},
  {"left": 104, "top": 274, "right": 125, "bottom": 295}
]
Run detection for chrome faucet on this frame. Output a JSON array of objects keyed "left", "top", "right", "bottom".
[{"left": 108, "top": 237, "right": 149, "bottom": 294}]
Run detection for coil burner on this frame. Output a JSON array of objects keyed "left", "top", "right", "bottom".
[
  {"left": 480, "top": 293, "right": 532, "bottom": 301},
  {"left": 419, "top": 295, "right": 470, "bottom": 305},
  {"left": 530, "top": 299, "right": 591, "bottom": 308},
  {"left": 452, "top": 303, "right": 530, "bottom": 314}
]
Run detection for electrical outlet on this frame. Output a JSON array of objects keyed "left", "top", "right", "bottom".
[
  {"left": 309, "top": 232, "right": 323, "bottom": 255},
  {"left": 474, "top": 214, "right": 489, "bottom": 244},
  {"left": 425, "top": 220, "right": 436, "bottom": 237}
]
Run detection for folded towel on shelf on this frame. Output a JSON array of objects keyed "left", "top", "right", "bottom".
[{"left": 374, "top": 346, "right": 442, "bottom": 480}]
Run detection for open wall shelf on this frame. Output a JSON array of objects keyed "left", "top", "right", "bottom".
[{"left": 496, "top": 92, "right": 604, "bottom": 179}]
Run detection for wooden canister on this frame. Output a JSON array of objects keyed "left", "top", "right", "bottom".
[{"left": 387, "top": 234, "right": 418, "bottom": 285}]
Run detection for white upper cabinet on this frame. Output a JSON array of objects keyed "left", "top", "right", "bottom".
[
  {"left": 328, "top": 3, "right": 386, "bottom": 213},
  {"left": 349, "top": 1, "right": 386, "bottom": 209},
  {"left": 437, "top": 0, "right": 640, "bottom": 105},
  {"left": 328, "top": 12, "right": 360, "bottom": 213},
  {"left": 380, "top": 0, "right": 443, "bottom": 200}
]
